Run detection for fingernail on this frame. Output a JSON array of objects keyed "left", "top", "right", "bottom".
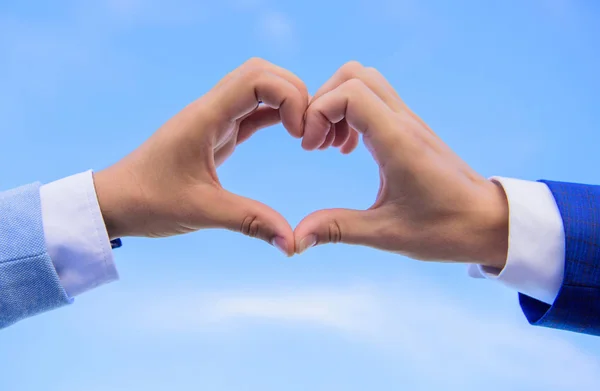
[
  {"left": 271, "top": 236, "right": 289, "bottom": 256},
  {"left": 297, "top": 234, "right": 317, "bottom": 254}
]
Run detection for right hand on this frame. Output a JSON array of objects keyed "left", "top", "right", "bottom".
[{"left": 294, "top": 62, "right": 509, "bottom": 269}]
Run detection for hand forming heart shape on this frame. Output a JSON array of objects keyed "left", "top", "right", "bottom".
[{"left": 94, "top": 58, "right": 509, "bottom": 269}]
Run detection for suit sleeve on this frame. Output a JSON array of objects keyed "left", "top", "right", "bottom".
[
  {"left": 0, "top": 183, "right": 72, "bottom": 329},
  {"left": 519, "top": 180, "right": 600, "bottom": 336}
]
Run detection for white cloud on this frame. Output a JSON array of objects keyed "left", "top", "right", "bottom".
[
  {"left": 226, "top": 0, "right": 297, "bottom": 50},
  {"left": 109, "top": 277, "right": 600, "bottom": 390},
  {"left": 256, "top": 10, "right": 296, "bottom": 50},
  {"left": 138, "top": 285, "right": 382, "bottom": 334}
]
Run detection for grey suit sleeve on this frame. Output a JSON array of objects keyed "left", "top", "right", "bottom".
[{"left": 0, "top": 183, "right": 71, "bottom": 329}]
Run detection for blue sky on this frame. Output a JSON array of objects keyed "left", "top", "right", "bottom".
[{"left": 1, "top": 0, "right": 600, "bottom": 390}]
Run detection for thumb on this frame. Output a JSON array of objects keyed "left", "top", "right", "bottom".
[
  {"left": 293, "top": 208, "right": 385, "bottom": 254},
  {"left": 205, "top": 188, "right": 294, "bottom": 256}
]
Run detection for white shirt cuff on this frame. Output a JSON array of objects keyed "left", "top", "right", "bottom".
[
  {"left": 467, "top": 177, "right": 565, "bottom": 305},
  {"left": 40, "top": 170, "right": 119, "bottom": 297}
]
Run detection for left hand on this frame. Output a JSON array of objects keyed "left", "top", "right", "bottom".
[{"left": 94, "top": 58, "right": 309, "bottom": 255}]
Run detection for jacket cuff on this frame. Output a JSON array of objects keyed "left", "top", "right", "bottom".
[
  {"left": 0, "top": 183, "right": 72, "bottom": 328},
  {"left": 519, "top": 180, "right": 600, "bottom": 336}
]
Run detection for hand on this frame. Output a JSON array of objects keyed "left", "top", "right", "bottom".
[
  {"left": 294, "top": 62, "right": 509, "bottom": 269},
  {"left": 93, "top": 58, "right": 309, "bottom": 256}
]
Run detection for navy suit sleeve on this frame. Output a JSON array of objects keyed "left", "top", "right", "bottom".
[{"left": 519, "top": 180, "right": 600, "bottom": 336}]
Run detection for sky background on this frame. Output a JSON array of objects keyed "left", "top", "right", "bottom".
[{"left": 1, "top": 0, "right": 600, "bottom": 390}]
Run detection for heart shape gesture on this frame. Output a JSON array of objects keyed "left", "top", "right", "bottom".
[{"left": 95, "top": 59, "right": 508, "bottom": 269}]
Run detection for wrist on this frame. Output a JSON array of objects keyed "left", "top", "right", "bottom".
[
  {"left": 462, "top": 180, "right": 509, "bottom": 269},
  {"left": 93, "top": 166, "right": 140, "bottom": 239}
]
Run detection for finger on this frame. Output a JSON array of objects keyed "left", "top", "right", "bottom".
[
  {"left": 312, "top": 62, "right": 438, "bottom": 144},
  {"left": 309, "top": 63, "right": 385, "bottom": 154},
  {"left": 207, "top": 62, "right": 308, "bottom": 138},
  {"left": 340, "top": 129, "right": 360, "bottom": 154},
  {"left": 237, "top": 106, "right": 281, "bottom": 145},
  {"left": 331, "top": 120, "right": 350, "bottom": 148},
  {"left": 302, "top": 64, "right": 403, "bottom": 152},
  {"left": 318, "top": 126, "right": 336, "bottom": 150},
  {"left": 363, "top": 67, "right": 440, "bottom": 139},
  {"left": 302, "top": 79, "right": 407, "bottom": 164},
  {"left": 312, "top": 61, "right": 405, "bottom": 114},
  {"left": 214, "top": 58, "right": 308, "bottom": 107},
  {"left": 294, "top": 208, "right": 386, "bottom": 252},
  {"left": 340, "top": 65, "right": 442, "bottom": 145},
  {"left": 310, "top": 61, "right": 365, "bottom": 103},
  {"left": 203, "top": 187, "right": 295, "bottom": 256},
  {"left": 361, "top": 67, "right": 406, "bottom": 112}
]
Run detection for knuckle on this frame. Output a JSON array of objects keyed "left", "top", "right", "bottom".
[
  {"left": 244, "top": 57, "right": 268, "bottom": 69},
  {"left": 238, "top": 69, "right": 271, "bottom": 96},
  {"left": 364, "top": 66, "right": 380, "bottom": 76},
  {"left": 327, "top": 220, "right": 343, "bottom": 243},
  {"left": 240, "top": 215, "right": 261, "bottom": 238},
  {"left": 297, "top": 83, "right": 309, "bottom": 100},
  {"left": 191, "top": 101, "right": 223, "bottom": 128},
  {"left": 339, "top": 61, "right": 364, "bottom": 79},
  {"left": 242, "top": 66, "right": 267, "bottom": 82},
  {"left": 343, "top": 78, "right": 368, "bottom": 95}
]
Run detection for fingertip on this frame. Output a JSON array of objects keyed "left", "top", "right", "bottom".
[
  {"left": 271, "top": 235, "right": 294, "bottom": 257},
  {"left": 340, "top": 144, "right": 356, "bottom": 154},
  {"left": 294, "top": 207, "right": 374, "bottom": 250},
  {"left": 264, "top": 73, "right": 308, "bottom": 140},
  {"left": 296, "top": 234, "right": 317, "bottom": 254},
  {"left": 293, "top": 110, "right": 308, "bottom": 139},
  {"left": 280, "top": 110, "right": 305, "bottom": 139},
  {"left": 300, "top": 136, "right": 316, "bottom": 151},
  {"left": 302, "top": 118, "right": 333, "bottom": 151},
  {"left": 332, "top": 120, "right": 351, "bottom": 148},
  {"left": 340, "top": 130, "right": 360, "bottom": 154},
  {"left": 215, "top": 189, "right": 295, "bottom": 252},
  {"left": 293, "top": 212, "right": 324, "bottom": 252},
  {"left": 291, "top": 128, "right": 304, "bottom": 139},
  {"left": 318, "top": 128, "right": 336, "bottom": 150}
]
